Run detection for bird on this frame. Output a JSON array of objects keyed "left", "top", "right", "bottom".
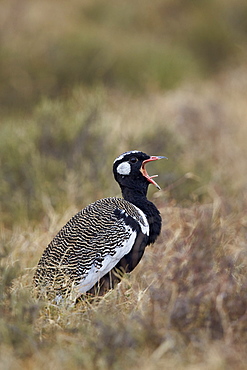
[{"left": 33, "top": 150, "right": 165, "bottom": 303}]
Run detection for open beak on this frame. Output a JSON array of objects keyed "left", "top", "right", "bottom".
[{"left": 140, "top": 156, "right": 167, "bottom": 190}]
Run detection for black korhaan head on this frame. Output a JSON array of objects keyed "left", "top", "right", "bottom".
[{"left": 113, "top": 150, "right": 165, "bottom": 196}]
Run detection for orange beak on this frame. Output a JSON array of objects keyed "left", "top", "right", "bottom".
[{"left": 140, "top": 156, "right": 167, "bottom": 190}]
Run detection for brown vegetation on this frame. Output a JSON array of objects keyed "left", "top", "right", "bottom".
[{"left": 1, "top": 0, "right": 247, "bottom": 368}]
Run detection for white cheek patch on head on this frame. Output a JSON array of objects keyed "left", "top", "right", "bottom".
[{"left": 116, "top": 161, "right": 131, "bottom": 175}]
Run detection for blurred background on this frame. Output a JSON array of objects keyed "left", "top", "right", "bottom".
[
  {"left": 1, "top": 0, "right": 247, "bottom": 227},
  {"left": 1, "top": 0, "right": 247, "bottom": 112},
  {"left": 1, "top": 1, "right": 247, "bottom": 368}
]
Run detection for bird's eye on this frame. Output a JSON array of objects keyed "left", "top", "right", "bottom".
[{"left": 129, "top": 157, "right": 138, "bottom": 164}]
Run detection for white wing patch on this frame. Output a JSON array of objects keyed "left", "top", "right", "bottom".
[
  {"left": 128, "top": 205, "right": 149, "bottom": 236},
  {"left": 116, "top": 161, "right": 131, "bottom": 175},
  {"left": 48, "top": 198, "right": 150, "bottom": 303},
  {"left": 74, "top": 205, "right": 149, "bottom": 298},
  {"left": 75, "top": 226, "right": 137, "bottom": 296}
]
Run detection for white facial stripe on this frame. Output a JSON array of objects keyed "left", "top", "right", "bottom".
[
  {"left": 116, "top": 162, "right": 131, "bottom": 175},
  {"left": 114, "top": 150, "right": 139, "bottom": 163}
]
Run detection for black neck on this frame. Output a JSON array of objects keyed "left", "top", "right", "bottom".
[
  {"left": 121, "top": 185, "right": 147, "bottom": 203},
  {"left": 121, "top": 186, "right": 162, "bottom": 245}
]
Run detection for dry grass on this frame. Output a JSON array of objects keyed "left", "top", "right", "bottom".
[
  {"left": 1, "top": 199, "right": 247, "bottom": 369},
  {"left": 1, "top": 1, "right": 247, "bottom": 368},
  {"left": 1, "top": 68, "right": 247, "bottom": 368}
]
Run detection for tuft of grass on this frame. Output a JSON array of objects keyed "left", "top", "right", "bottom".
[{"left": 1, "top": 192, "right": 247, "bottom": 369}]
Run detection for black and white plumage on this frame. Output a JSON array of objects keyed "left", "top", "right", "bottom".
[{"left": 33, "top": 150, "right": 165, "bottom": 302}]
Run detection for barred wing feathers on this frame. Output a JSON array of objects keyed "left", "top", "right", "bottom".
[{"left": 33, "top": 197, "right": 149, "bottom": 301}]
